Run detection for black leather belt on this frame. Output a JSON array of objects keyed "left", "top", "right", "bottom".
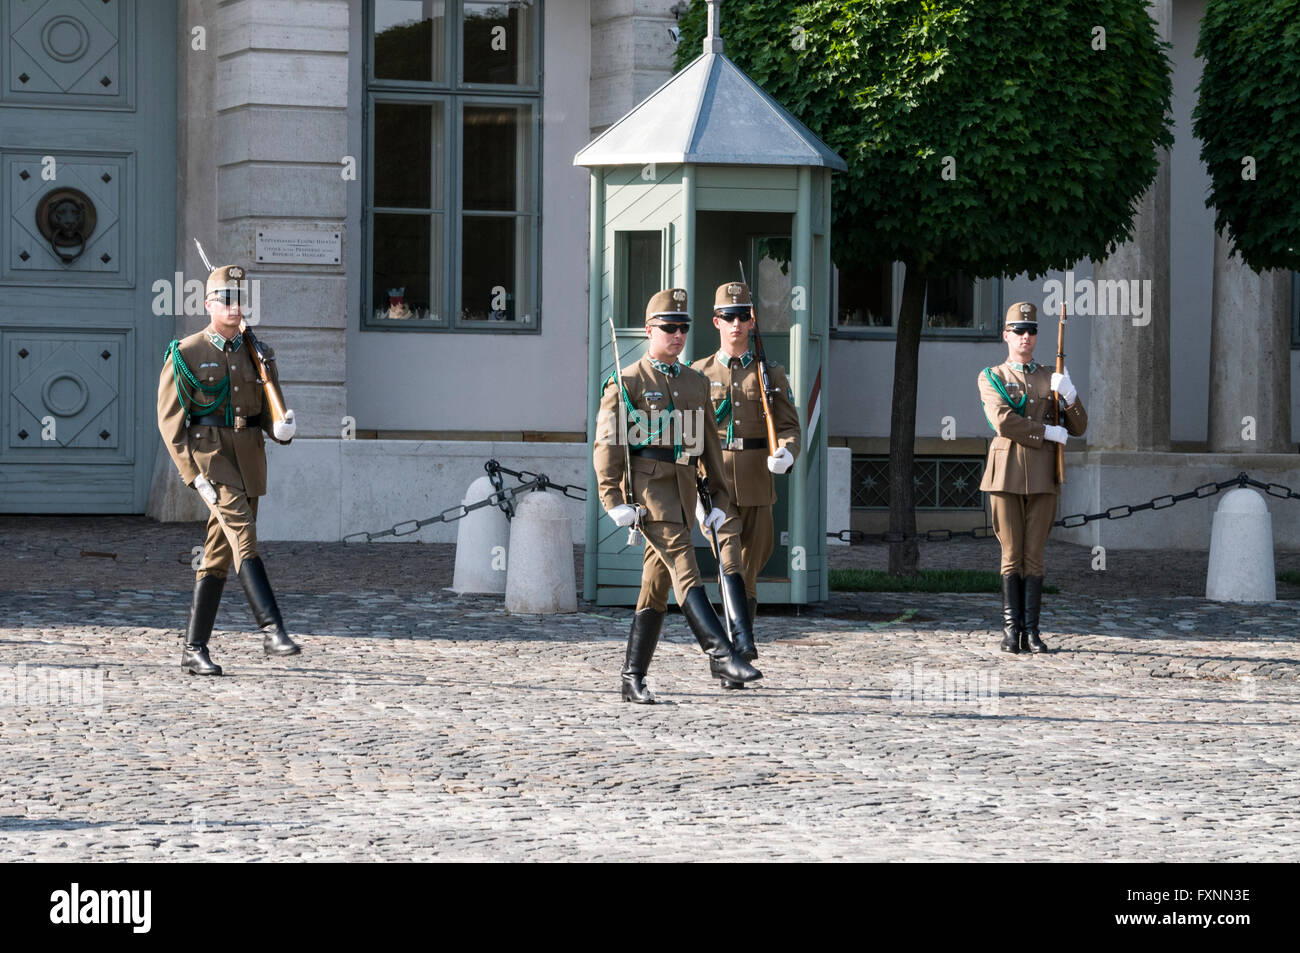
[
  {"left": 191, "top": 413, "right": 262, "bottom": 430},
  {"left": 631, "top": 446, "right": 683, "bottom": 463},
  {"left": 726, "top": 437, "right": 768, "bottom": 451}
]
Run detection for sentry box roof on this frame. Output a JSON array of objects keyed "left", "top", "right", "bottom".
[{"left": 573, "top": 50, "right": 846, "bottom": 172}]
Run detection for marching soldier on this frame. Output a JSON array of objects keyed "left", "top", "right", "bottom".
[
  {"left": 594, "top": 288, "right": 763, "bottom": 703},
  {"left": 158, "top": 264, "right": 301, "bottom": 675},
  {"left": 977, "top": 301, "right": 1087, "bottom": 654},
  {"left": 691, "top": 280, "right": 800, "bottom": 678}
]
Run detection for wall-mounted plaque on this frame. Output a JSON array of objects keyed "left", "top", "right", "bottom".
[{"left": 255, "top": 228, "right": 342, "bottom": 265}]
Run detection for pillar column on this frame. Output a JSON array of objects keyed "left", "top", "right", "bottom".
[
  {"left": 589, "top": 1, "right": 682, "bottom": 135},
  {"left": 1206, "top": 233, "right": 1293, "bottom": 451},
  {"left": 1086, "top": 0, "right": 1171, "bottom": 451}
]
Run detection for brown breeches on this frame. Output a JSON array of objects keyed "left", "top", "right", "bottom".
[{"left": 989, "top": 491, "right": 1056, "bottom": 577}]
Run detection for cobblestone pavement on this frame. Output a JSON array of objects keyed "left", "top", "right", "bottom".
[{"left": 2, "top": 516, "right": 1299, "bottom": 861}]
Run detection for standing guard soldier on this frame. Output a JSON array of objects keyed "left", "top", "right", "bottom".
[
  {"left": 158, "top": 264, "right": 300, "bottom": 675},
  {"left": 977, "top": 301, "right": 1087, "bottom": 654},
  {"left": 691, "top": 280, "right": 800, "bottom": 677},
  {"left": 594, "top": 288, "right": 763, "bottom": 703}
]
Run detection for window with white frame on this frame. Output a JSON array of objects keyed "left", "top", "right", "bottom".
[{"left": 365, "top": 1, "right": 541, "bottom": 331}]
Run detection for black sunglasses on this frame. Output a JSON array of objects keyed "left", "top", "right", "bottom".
[
  {"left": 208, "top": 290, "right": 243, "bottom": 306},
  {"left": 652, "top": 322, "right": 690, "bottom": 335},
  {"left": 715, "top": 309, "right": 753, "bottom": 323}
]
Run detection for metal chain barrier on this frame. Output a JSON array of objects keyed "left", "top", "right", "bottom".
[
  {"left": 828, "top": 471, "right": 1299, "bottom": 544},
  {"left": 342, "top": 459, "right": 587, "bottom": 544}
]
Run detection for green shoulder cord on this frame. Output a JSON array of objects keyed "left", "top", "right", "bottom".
[
  {"left": 713, "top": 395, "right": 734, "bottom": 446},
  {"left": 982, "top": 366, "right": 1026, "bottom": 432},
  {"left": 604, "top": 373, "right": 682, "bottom": 459},
  {"left": 165, "top": 340, "right": 232, "bottom": 425}
]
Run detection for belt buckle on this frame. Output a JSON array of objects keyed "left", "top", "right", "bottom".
[{"left": 233, "top": 415, "right": 249, "bottom": 431}]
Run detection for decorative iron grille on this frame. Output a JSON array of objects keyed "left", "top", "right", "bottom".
[{"left": 851, "top": 456, "right": 984, "bottom": 510}]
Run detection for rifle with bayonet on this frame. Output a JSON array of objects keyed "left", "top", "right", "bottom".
[
  {"left": 193, "top": 238, "right": 288, "bottom": 428},
  {"left": 608, "top": 317, "right": 645, "bottom": 545},
  {"left": 738, "top": 261, "right": 781, "bottom": 453}
]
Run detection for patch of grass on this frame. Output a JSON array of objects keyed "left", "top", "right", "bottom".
[{"left": 829, "top": 568, "right": 1059, "bottom": 594}]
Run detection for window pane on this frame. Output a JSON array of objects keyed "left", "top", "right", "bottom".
[
  {"left": 754, "top": 237, "right": 793, "bottom": 332},
  {"left": 463, "top": 104, "right": 532, "bottom": 211},
  {"left": 925, "top": 271, "right": 976, "bottom": 328},
  {"left": 623, "top": 232, "right": 661, "bottom": 327},
  {"left": 463, "top": 1, "right": 536, "bottom": 86},
  {"left": 460, "top": 215, "right": 532, "bottom": 324},
  {"left": 373, "top": 0, "right": 446, "bottom": 83},
  {"left": 373, "top": 213, "right": 442, "bottom": 322},
  {"left": 375, "top": 102, "right": 443, "bottom": 210},
  {"left": 837, "top": 262, "right": 894, "bottom": 327}
]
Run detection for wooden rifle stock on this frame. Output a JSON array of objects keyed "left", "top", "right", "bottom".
[
  {"left": 240, "top": 321, "right": 288, "bottom": 426},
  {"left": 1054, "top": 304, "right": 1067, "bottom": 485}
]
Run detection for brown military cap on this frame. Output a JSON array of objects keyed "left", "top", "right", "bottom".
[
  {"left": 206, "top": 264, "right": 248, "bottom": 297},
  {"left": 1004, "top": 300, "right": 1038, "bottom": 332},
  {"left": 714, "top": 280, "right": 752, "bottom": 312},
  {"left": 645, "top": 287, "right": 690, "bottom": 325}
]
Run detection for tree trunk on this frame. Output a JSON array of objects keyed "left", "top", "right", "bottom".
[{"left": 888, "top": 262, "right": 927, "bottom": 576}]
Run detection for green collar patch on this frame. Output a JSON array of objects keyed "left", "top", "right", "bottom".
[
  {"left": 648, "top": 356, "right": 680, "bottom": 377},
  {"left": 207, "top": 329, "right": 242, "bottom": 352}
]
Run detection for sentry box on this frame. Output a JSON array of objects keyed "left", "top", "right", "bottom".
[{"left": 574, "top": 18, "right": 845, "bottom": 608}]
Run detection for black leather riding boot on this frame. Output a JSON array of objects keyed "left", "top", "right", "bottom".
[
  {"left": 1022, "top": 575, "right": 1049, "bottom": 653},
  {"left": 722, "top": 573, "right": 758, "bottom": 661},
  {"left": 1000, "top": 574, "right": 1023, "bottom": 654},
  {"left": 182, "top": 575, "right": 225, "bottom": 676},
  {"left": 621, "top": 608, "right": 664, "bottom": 704},
  {"left": 237, "top": 556, "right": 301, "bottom": 656},
  {"left": 680, "top": 587, "right": 762, "bottom": 684}
]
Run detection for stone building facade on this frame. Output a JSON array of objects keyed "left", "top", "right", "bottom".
[{"left": 3, "top": 0, "right": 1295, "bottom": 550}]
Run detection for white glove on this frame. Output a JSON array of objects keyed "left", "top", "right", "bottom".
[
  {"left": 608, "top": 503, "right": 638, "bottom": 527},
  {"left": 1050, "top": 370, "right": 1077, "bottom": 405},
  {"left": 1043, "top": 425, "right": 1069, "bottom": 445},
  {"left": 697, "top": 503, "right": 726, "bottom": 533},
  {"left": 193, "top": 474, "right": 218, "bottom": 505},
  {"left": 767, "top": 446, "right": 794, "bottom": 474},
  {"left": 273, "top": 409, "right": 296, "bottom": 442}
]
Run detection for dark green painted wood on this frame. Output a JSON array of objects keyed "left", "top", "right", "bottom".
[{"left": 0, "top": 0, "right": 176, "bottom": 512}]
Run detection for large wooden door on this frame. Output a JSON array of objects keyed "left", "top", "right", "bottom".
[{"left": 0, "top": 0, "right": 175, "bottom": 511}]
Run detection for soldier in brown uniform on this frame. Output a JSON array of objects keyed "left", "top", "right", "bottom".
[
  {"left": 158, "top": 264, "right": 301, "bottom": 675},
  {"left": 594, "top": 288, "right": 763, "bottom": 703},
  {"left": 691, "top": 281, "right": 801, "bottom": 671},
  {"left": 977, "top": 301, "right": 1087, "bottom": 654}
]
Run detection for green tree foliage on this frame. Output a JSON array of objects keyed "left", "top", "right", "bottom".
[
  {"left": 677, "top": 0, "right": 1172, "bottom": 574},
  {"left": 1193, "top": 0, "right": 1300, "bottom": 272}
]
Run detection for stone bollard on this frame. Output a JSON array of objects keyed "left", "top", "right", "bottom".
[
  {"left": 505, "top": 490, "right": 578, "bottom": 614},
  {"left": 1206, "top": 488, "right": 1276, "bottom": 602},
  {"left": 451, "top": 476, "right": 510, "bottom": 594}
]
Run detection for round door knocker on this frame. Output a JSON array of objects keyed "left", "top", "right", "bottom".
[{"left": 35, "top": 187, "right": 97, "bottom": 264}]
